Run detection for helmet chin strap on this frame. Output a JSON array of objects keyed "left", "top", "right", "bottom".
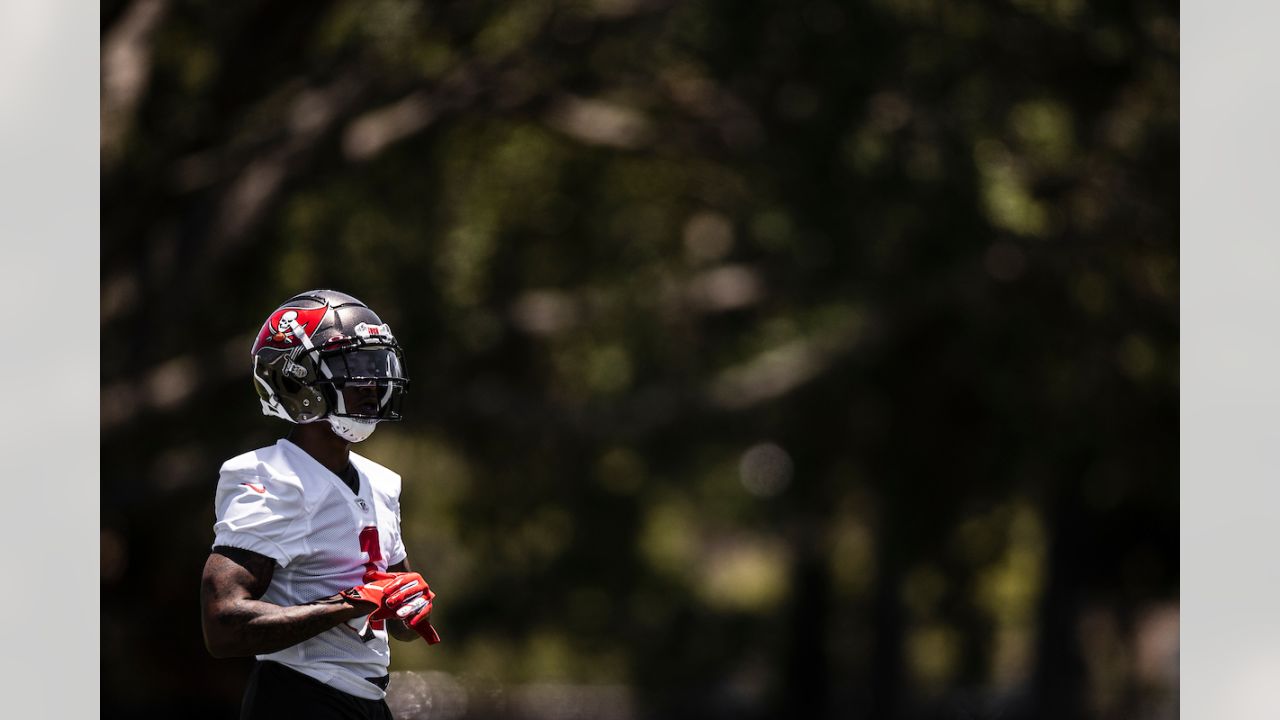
[{"left": 327, "top": 415, "right": 378, "bottom": 443}]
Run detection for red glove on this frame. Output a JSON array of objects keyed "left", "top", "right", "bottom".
[
  {"left": 358, "top": 571, "right": 403, "bottom": 623},
  {"left": 341, "top": 579, "right": 388, "bottom": 609},
  {"left": 341, "top": 574, "right": 403, "bottom": 633},
  {"left": 381, "top": 572, "right": 441, "bottom": 645}
]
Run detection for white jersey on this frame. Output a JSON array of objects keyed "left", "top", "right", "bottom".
[{"left": 211, "top": 438, "right": 407, "bottom": 700}]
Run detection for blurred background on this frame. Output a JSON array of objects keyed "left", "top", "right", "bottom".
[{"left": 100, "top": 0, "right": 1177, "bottom": 718}]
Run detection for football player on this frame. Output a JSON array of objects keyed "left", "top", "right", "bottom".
[{"left": 200, "top": 290, "right": 438, "bottom": 720}]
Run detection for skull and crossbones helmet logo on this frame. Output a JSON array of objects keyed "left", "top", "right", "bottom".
[{"left": 270, "top": 310, "right": 301, "bottom": 344}]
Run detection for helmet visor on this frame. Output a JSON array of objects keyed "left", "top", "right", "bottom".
[
  {"left": 317, "top": 346, "right": 408, "bottom": 420},
  {"left": 323, "top": 346, "right": 407, "bottom": 382},
  {"left": 330, "top": 380, "right": 406, "bottom": 420}
]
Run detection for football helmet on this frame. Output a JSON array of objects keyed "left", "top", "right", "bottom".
[{"left": 251, "top": 290, "right": 408, "bottom": 442}]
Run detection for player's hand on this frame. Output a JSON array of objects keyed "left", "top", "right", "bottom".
[
  {"left": 340, "top": 583, "right": 384, "bottom": 610},
  {"left": 382, "top": 572, "right": 432, "bottom": 608},
  {"left": 340, "top": 573, "right": 408, "bottom": 636},
  {"left": 382, "top": 572, "right": 441, "bottom": 645},
  {"left": 383, "top": 572, "right": 435, "bottom": 623},
  {"left": 342, "top": 574, "right": 400, "bottom": 616}
]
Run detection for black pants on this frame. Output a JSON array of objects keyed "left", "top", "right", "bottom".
[{"left": 241, "top": 661, "right": 394, "bottom": 720}]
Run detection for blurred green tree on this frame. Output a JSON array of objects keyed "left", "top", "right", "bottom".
[{"left": 102, "top": 1, "right": 1177, "bottom": 718}]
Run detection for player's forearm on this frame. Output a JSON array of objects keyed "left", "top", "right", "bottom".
[{"left": 204, "top": 594, "right": 366, "bottom": 658}]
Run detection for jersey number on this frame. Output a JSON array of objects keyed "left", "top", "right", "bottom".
[{"left": 358, "top": 526, "right": 385, "bottom": 635}]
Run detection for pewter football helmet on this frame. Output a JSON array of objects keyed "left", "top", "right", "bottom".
[{"left": 250, "top": 290, "right": 407, "bottom": 438}]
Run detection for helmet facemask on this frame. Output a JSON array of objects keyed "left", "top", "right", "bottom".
[
  {"left": 311, "top": 342, "right": 407, "bottom": 442},
  {"left": 316, "top": 346, "right": 406, "bottom": 416}
]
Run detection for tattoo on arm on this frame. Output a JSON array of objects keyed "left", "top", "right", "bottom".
[
  {"left": 212, "top": 546, "right": 275, "bottom": 598},
  {"left": 201, "top": 547, "right": 367, "bottom": 658}
]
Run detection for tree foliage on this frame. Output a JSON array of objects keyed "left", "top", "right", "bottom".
[{"left": 102, "top": 1, "right": 1177, "bottom": 717}]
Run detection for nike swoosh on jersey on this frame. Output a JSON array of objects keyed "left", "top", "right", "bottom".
[{"left": 241, "top": 482, "right": 267, "bottom": 493}]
